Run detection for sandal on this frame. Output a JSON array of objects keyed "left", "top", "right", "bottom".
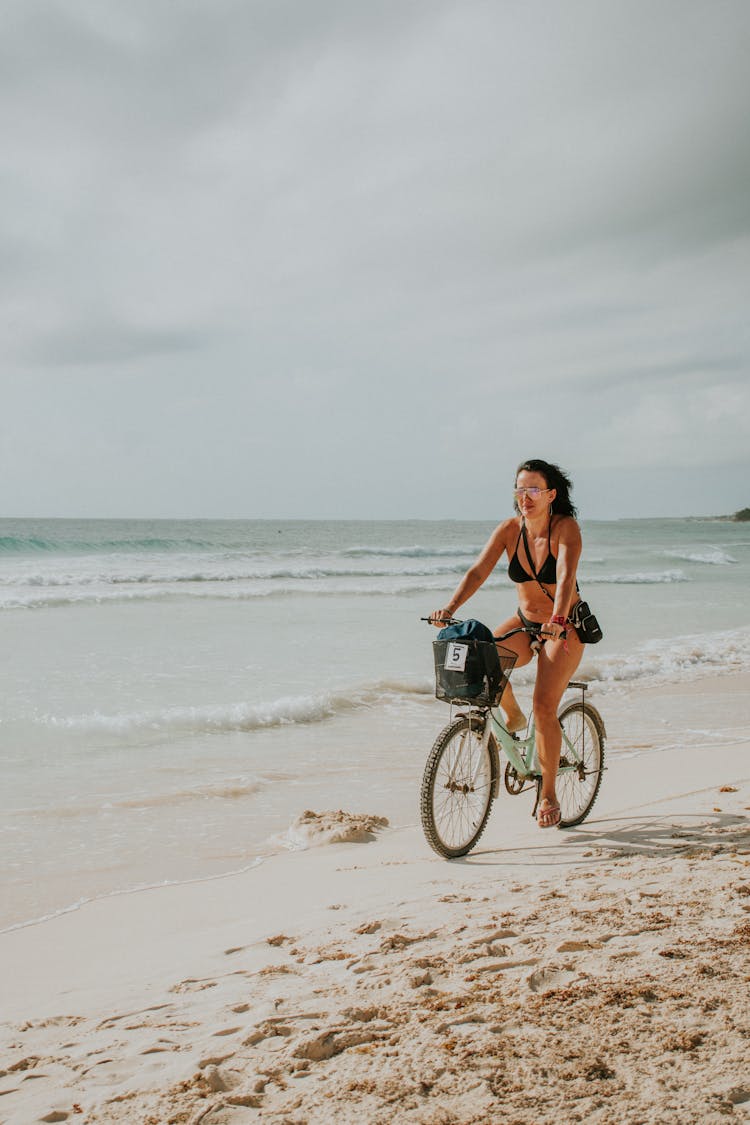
[{"left": 537, "top": 800, "right": 561, "bottom": 829}]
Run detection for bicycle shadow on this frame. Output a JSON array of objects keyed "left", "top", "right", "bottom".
[{"left": 462, "top": 809, "right": 749, "bottom": 868}]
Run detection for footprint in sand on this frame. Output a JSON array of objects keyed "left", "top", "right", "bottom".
[
  {"left": 293, "top": 1026, "right": 382, "bottom": 1062},
  {"left": 202, "top": 1063, "right": 243, "bottom": 1093},
  {"left": 140, "top": 1039, "right": 181, "bottom": 1055},
  {"left": 342, "top": 1006, "right": 382, "bottom": 1023},
  {"left": 379, "top": 930, "right": 437, "bottom": 952},
  {"left": 243, "top": 1022, "right": 294, "bottom": 1048},
  {"left": 408, "top": 970, "right": 433, "bottom": 988},
  {"left": 198, "top": 1051, "right": 236, "bottom": 1068},
  {"left": 526, "top": 967, "right": 578, "bottom": 992},
  {"left": 4, "top": 1055, "right": 41, "bottom": 1074},
  {"left": 556, "top": 939, "right": 603, "bottom": 953},
  {"left": 96, "top": 1003, "right": 171, "bottom": 1030},
  {"left": 169, "top": 979, "right": 218, "bottom": 994},
  {"left": 457, "top": 943, "right": 511, "bottom": 963},
  {"left": 354, "top": 920, "right": 382, "bottom": 935}
]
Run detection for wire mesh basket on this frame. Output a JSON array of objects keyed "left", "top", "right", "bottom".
[{"left": 433, "top": 638, "right": 517, "bottom": 707}]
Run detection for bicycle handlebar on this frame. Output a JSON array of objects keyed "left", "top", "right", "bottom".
[
  {"left": 420, "top": 621, "right": 541, "bottom": 639},
  {"left": 420, "top": 616, "right": 550, "bottom": 642}
]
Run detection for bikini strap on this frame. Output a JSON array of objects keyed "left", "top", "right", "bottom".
[
  {"left": 521, "top": 520, "right": 555, "bottom": 603},
  {"left": 514, "top": 524, "right": 523, "bottom": 555}
]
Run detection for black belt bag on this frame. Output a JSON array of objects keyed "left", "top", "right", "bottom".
[{"left": 569, "top": 599, "right": 603, "bottom": 645}]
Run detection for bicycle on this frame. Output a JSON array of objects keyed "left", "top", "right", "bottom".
[{"left": 420, "top": 618, "right": 606, "bottom": 858}]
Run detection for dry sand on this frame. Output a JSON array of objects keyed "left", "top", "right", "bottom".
[{"left": 2, "top": 674, "right": 750, "bottom": 1124}]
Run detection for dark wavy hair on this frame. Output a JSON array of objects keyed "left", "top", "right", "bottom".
[{"left": 514, "top": 459, "right": 578, "bottom": 518}]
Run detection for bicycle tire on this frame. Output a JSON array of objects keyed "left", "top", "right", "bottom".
[
  {"left": 556, "top": 700, "right": 605, "bottom": 827},
  {"left": 420, "top": 714, "right": 496, "bottom": 858}
]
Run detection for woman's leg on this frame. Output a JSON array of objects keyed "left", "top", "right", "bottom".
[
  {"left": 493, "top": 614, "right": 533, "bottom": 729},
  {"left": 533, "top": 632, "right": 584, "bottom": 815}
]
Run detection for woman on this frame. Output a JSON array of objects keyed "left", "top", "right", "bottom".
[{"left": 430, "top": 459, "right": 584, "bottom": 829}]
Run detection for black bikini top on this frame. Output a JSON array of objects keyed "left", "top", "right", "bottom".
[{"left": 507, "top": 520, "right": 557, "bottom": 586}]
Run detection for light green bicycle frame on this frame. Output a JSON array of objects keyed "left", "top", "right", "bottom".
[
  {"left": 473, "top": 693, "right": 588, "bottom": 793},
  {"left": 487, "top": 709, "right": 540, "bottom": 780}
]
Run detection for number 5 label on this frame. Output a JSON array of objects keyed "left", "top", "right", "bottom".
[{"left": 444, "top": 642, "right": 468, "bottom": 672}]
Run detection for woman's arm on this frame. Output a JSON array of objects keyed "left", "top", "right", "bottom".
[
  {"left": 545, "top": 518, "right": 582, "bottom": 635},
  {"left": 430, "top": 522, "right": 510, "bottom": 624}
]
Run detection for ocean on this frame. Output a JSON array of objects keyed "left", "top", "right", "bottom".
[{"left": 2, "top": 516, "right": 749, "bottom": 930}]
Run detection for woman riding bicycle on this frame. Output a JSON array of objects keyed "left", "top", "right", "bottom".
[{"left": 430, "top": 459, "right": 584, "bottom": 829}]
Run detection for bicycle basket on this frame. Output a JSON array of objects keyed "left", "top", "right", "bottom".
[{"left": 433, "top": 636, "right": 516, "bottom": 707}]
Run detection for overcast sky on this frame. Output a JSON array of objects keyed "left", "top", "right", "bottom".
[{"left": 2, "top": 0, "right": 749, "bottom": 520}]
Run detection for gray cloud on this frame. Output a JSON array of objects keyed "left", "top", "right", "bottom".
[
  {"left": 1, "top": 0, "right": 749, "bottom": 518},
  {"left": 25, "top": 318, "right": 210, "bottom": 366}
]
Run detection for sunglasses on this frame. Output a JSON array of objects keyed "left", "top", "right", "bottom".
[{"left": 513, "top": 487, "right": 552, "bottom": 500}]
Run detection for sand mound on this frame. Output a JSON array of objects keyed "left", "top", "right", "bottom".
[{"left": 284, "top": 809, "right": 390, "bottom": 849}]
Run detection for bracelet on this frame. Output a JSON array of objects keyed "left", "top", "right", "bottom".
[{"left": 550, "top": 615, "right": 567, "bottom": 626}]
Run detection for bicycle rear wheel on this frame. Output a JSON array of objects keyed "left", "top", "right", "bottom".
[
  {"left": 556, "top": 701, "right": 605, "bottom": 827},
  {"left": 420, "top": 715, "right": 495, "bottom": 858}
]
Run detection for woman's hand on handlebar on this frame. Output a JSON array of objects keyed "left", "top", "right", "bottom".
[
  {"left": 541, "top": 617, "right": 568, "bottom": 642},
  {"left": 428, "top": 608, "right": 455, "bottom": 627}
]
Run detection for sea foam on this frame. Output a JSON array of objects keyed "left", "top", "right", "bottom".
[
  {"left": 583, "top": 569, "right": 688, "bottom": 585},
  {"left": 663, "top": 547, "right": 737, "bottom": 565},
  {"left": 42, "top": 680, "right": 434, "bottom": 737},
  {"left": 579, "top": 626, "right": 750, "bottom": 687}
]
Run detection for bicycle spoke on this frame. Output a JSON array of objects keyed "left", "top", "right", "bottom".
[
  {"left": 556, "top": 701, "right": 605, "bottom": 828},
  {"left": 421, "top": 716, "right": 496, "bottom": 856}
]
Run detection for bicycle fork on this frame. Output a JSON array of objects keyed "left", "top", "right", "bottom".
[{"left": 450, "top": 713, "right": 500, "bottom": 797}]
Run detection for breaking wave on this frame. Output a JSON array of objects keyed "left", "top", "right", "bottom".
[
  {"left": 663, "top": 547, "right": 737, "bottom": 565},
  {"left": 582, "top": 570, "right": 688, "bottom": 585},
  {"left": 0, "top": 562, "right": 470, "bottom": 588},
  {"left": 579, "top": 626, "right": 750, "bottom": 688},
  {"left": 42, "top": 679, "right": 434, "bottom": 737},
  {"left": 0, "top": 534, "right": 218, "bottom": 554},
  {"left": 341, "top": 544, "right": 479, "bottom": 558},
  {"left": 0, "top": 576, "right": 512, "bottom": 611},
  {"left": 0, "top": 567, "right": 704, "bottom": 611}
]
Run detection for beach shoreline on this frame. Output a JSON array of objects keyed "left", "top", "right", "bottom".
[
  {"left": 3, "top": 515, "right": 750, "bottom": 940},
  {"left": 2, "top": 672, "right": 750, "bottom": 1123}
]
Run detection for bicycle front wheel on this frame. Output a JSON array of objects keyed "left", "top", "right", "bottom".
[
  {"left": 420, "top": 715, "right": 495, "bottom": 858},
  {"left": 557, "top": 701, "right": 605, "bottom": 827}
]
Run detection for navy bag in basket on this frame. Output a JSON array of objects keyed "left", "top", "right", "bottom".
[{"left": 433, "top": 619, "right": 513, "bottom": 707}]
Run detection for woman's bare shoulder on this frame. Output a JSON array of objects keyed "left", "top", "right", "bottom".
[
  {"left": 475, "top": 517, "right": 518, "bottom": 564},
  {"left": 492, "top": 516, "right": 521, "bottom": 543},
  {"left": 500, "top": 515, "right": 521, "bottom": 531},
  {"left": 553, "top": 515, "right": 582, "bottom": 543}
]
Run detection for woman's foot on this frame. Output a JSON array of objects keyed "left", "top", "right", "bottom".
[
  {"left": 537, "top": 799, "right": 561, "bottom": 829},
  {"left": 503, "top": 707, "right": 528, "bottom": 733}
]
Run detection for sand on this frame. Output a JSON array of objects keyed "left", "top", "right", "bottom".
[{"left": 2, "top": 674, "right": 750, "bottom": 1124}]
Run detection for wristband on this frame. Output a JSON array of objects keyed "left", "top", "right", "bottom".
[{"left": 550, "top": 615, "right": 567, "bottom": 626}]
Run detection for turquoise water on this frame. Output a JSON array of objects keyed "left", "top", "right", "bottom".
[{"left": 1, "top": 517, "right": 749, "bottom": 928}]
